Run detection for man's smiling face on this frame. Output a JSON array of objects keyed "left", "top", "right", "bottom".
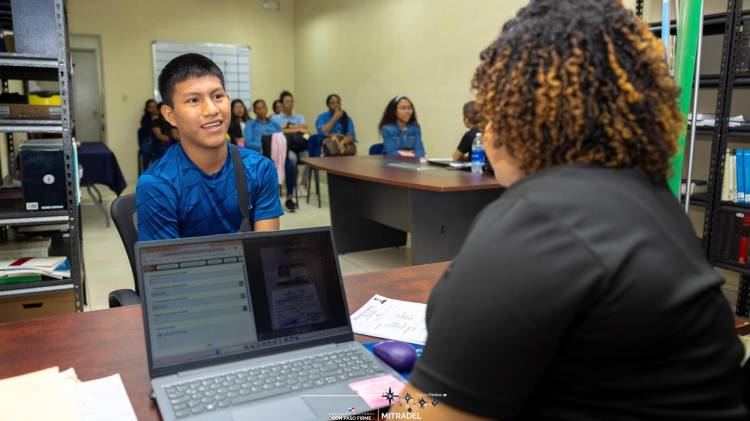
[{"left": 161, "top": 75, "right": 230, "bottom": 150}]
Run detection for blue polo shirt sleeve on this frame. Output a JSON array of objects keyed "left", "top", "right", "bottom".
[
  {"left": 381, "top": 125, "right": 399, "bottom": 156},
  {"left": 136, "top": 174, "right": 179, "bottom": 241},
  {"left": 316, "top": 112, "right": 329, "bottom": 136},
  {"left": 294, "top": 114, "right": 306, "bottom": 125},
  {"left": 251, "top": 157, "right": 284, "bottom": 223},
  {"left": 414, "top": 126, "right": 426, "bottom": 157},
  {"left": 270, "top": 114, "right": 283, "bottom": 127},
  {"left": 243, "top": 120, "right": 260, "bottom": 152}
]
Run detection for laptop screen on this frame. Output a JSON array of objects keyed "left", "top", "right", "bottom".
[{"left": 138, "top": 229, "right": 352, "bottom": 371}]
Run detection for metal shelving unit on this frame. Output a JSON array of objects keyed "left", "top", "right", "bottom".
[
  {"left": 647, "top": 0, "right": 750, "bottom": 316},
  {"left": 0, "top": 0, "right": 84, "bottom": 312}
]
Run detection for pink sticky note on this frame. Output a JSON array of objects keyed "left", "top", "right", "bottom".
[{"left": 348, "top": 374, "right": 405, "bottom": 409}]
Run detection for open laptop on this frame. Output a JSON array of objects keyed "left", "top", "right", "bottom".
[
  {"left": 425, "top": 158, "right": 472, "bottom": 170},
  {"left": 135, "top": 227, "right": 404, "bottom": 420}
]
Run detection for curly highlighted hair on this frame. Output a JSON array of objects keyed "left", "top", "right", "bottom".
[{"left": 473, "top": 0, "right": 682, "bottom": 183}]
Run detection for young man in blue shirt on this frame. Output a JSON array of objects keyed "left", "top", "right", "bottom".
[{"left": 136, "top": 54, "right": 283, "bottom": 241}]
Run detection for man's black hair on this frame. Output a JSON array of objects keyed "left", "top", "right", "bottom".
[
  {"left": 279, "top": 90, "right": 293, "bottom": 102},
  {"left": 158, "top": 53, "right": 225, "bottom": 107}
]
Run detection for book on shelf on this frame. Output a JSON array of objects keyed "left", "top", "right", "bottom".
[
  {"left": 0, "top": 256, "right": 70, "bottom": 279},
  {"left": 681, "top": 179, "right": 708, "bottom": 196},
  {"left": 0, "top": 273, "right": 42, "bottom": 285},
  {"left": 718, "top": 149, "right": 750, "bottom": 204}
]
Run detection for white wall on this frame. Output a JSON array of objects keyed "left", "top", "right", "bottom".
[{"left": 293, "top": 0, "right": 529, "bottom": 157}]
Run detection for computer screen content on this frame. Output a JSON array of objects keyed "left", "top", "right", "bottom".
[{"left": 140, "top": 231, "right": 350, "bottom": 369}]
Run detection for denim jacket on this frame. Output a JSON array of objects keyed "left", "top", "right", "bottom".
[{"left": 380, "top": 123, "right": 425, "bottom": 157}]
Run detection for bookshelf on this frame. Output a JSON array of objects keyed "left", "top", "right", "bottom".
[
  {"left": 0, "top": 0, "right": 84, "bottom": 314},
  {"left": 646, "top": 0, "right": 750, "bottom": 316}
]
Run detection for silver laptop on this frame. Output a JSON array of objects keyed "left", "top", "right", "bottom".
[{"left": 135, "top": 227, "right": 404, "bottom": 420}]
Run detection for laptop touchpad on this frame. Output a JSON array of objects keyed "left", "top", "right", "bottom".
[{"left": 231, "top": 397, "right": 317, "bottom": 421}]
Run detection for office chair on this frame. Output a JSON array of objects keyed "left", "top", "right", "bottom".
[
  {"left": 108, "top": 194, "right": 141, "bottom": 307},
  {"left": 369, "top": 143, "right": 384, "bottom": 155}
]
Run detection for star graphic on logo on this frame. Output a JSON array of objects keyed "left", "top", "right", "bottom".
[
  {"left": 382, "top": 387, "right": 397, "bottom": 405},
  {"left": 432, "top": 398, "right": 439, "bottom": 406},
  {"left": 418, "top": 398, "right": 427, "bottom": 408},
  {"left": 403, "top": 393, "right": 412, "bottom": 403},
  {"left": 407, "top": 407, "right": 413, "bottom": 413}
]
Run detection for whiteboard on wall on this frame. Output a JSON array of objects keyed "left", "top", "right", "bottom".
[{"left": 152, "top": 41, "right": 251, "bottom": 107}]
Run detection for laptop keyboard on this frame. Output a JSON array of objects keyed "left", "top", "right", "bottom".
[{"left": 164, "top": 348, "right": 385, "bottom": 418}]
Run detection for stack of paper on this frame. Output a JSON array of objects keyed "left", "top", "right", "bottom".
[
  {"left": 0, "top": 367, "right": 137, "bottom": 421},
  {"left": 350, "top": 294, "right": 428, "bottom": 345},
  {"left": 0, "top": 256, "right": 70, "bottom": 279},
  {"left": 0, "top": 237, "right": 51, "bottom": 260}
]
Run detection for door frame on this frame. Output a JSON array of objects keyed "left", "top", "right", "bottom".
[{"left": 70, "top": 34, "right": 106, "bottom": 144}]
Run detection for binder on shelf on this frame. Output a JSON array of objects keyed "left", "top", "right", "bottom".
[
  {"left": 730, "top": 151, "right": 737, "bottom": 202},
  {"left": 737, "top": 149, "right": 745, "bottom": 203},
  {"left": 722, "top": 150, "right": 733, "bottom": 201},
  {"left": 743, "top": 150, "right": 750, "bottom": 204}
]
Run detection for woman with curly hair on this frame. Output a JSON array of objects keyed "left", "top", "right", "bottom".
[{"left": 394, "top": 1, "right": 747, "bottom": 419}]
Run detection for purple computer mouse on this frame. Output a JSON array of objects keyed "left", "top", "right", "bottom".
[{"left": 372, "top": 341, "right": 417, "bottom": 373}]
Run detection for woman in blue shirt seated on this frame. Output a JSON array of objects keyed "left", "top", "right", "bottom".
[
  {"left": 244, "top": 99, "right": 282, "bottom": 152},
  {"left": 245, "top": 99, "right": 297, "bottom": 212},
  {"left": 315, "top": 94, "right": 356, "bottom": 155},
  {"left": 378, "top": 95, "right": 425, "bottom": 157}
]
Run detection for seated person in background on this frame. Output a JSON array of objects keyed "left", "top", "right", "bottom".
[
  {"left": 272, "top": 90, "right": 310, "bottom": 195},
  {"left": 136, "top": 53, "right": 282, "bottom": 241},
  {"left": 150, "top": 101, "right": 173, "bottom": 161},
  {"left": 392, "top": 0, "right": 748, "bottom": 419},
  {"left": 379, "top": 96, "right": 425, "bottom": 157},
  {"left": 228, "top": 99, "right": 250, "bottom": 146},
  {"left": 245, "top": 99, "right": 297, "bottom": 212},
  {"left": 244, "top": 99, "right": 281, "bottom": 152},
  {"left": 272, "top": 99, "right": 283, "bottom": 116},
  {"left": 452, "top": 100, "right": 482, "bottom": 162},
  {"left": 139, "top": 99, "right": 159, "bottom": 169},
  {"left": 316, "top": 93, "right": 356, "bottom": 156}
]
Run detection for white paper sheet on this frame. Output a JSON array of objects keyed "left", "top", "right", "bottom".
[
  {"left": 77, "top": 373, "right": 138, "bottom": 421},
  {"left": 350, "top": 294, "right": 428, "bottom": 345}
]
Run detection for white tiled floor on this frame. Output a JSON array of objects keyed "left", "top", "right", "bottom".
[{"left": 80, "top": 177, "right": 411, "bottom": 310}]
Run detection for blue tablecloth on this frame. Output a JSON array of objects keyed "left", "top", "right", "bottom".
[{"left": 78, "top": 142, "right": 127, "bottom": 196}]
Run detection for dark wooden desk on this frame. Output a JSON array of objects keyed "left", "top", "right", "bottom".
[
  {"left": 0, "top": 263, "right": 448, "bottom": 421},
  {"left": 304, "top": 156, "right": 503, "bottom": 264}
]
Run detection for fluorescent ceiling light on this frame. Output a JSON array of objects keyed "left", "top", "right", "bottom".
[{"left": 262, "top": 0, "right": 281, "bottom": 11}]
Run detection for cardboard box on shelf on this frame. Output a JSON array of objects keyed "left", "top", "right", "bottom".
[{"left": 0, "top": 103, "right": 61, "bottom": 120}]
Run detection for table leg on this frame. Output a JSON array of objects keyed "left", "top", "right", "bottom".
[
  {"left": 409, "top": 189, "right": 502, "bottom": 265},
  {"left": 327, "top": 174, "right": 407, "bottom": 254},
  {"left": 84, "top": 184, "right": 110, "bottom": 227}
]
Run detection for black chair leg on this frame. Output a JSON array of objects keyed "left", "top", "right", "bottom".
[
  {"left": 306, "top": 168, "right": 312, "bottom": 204},
  {"left": 315, "top": 169, "right": 321, "bottom": 208}
]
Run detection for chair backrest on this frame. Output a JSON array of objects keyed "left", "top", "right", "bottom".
[
  {"left": 110, "top": 194, "right": 139, "bottom": 295},
  {"left": 369, "top": 143, "right": 384, "bottom": 155}
]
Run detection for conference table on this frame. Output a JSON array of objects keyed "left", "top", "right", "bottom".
[
  {"left": 0, "top": 262, "right": 449, "bottom": 421},
  {"left": 0, "top": 261, "right": 747, "bottom": 420},
  {"left": 303, "top": 156, "right": 504, "bottom": 265}
]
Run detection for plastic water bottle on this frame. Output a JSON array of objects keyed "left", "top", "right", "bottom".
[{"left": 471, "top": 132, "right": 484, "bottom": 174}]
